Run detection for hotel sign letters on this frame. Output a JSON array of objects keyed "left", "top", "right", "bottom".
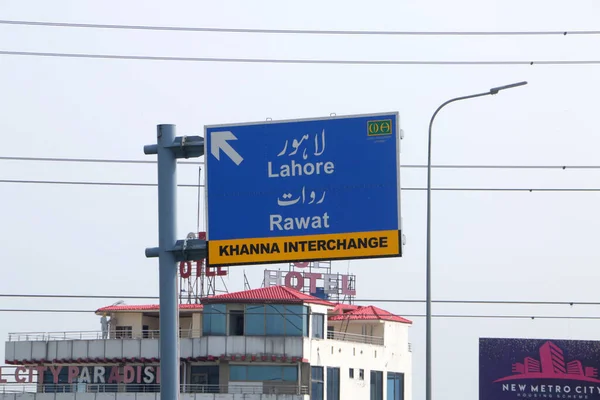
[{"left": 264, "top": 269, "right": 356, "bottom": 295}]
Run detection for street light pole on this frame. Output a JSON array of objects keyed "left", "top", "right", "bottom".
[{"left": 424, "top": 81, "right": 528, "bottom": 400}]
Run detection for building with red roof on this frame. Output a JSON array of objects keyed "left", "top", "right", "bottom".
[{"left": 2, "top": 285, "right": 412, "bottom": 400}]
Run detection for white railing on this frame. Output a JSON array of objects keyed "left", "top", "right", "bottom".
[
  {"left": 0, "top": 383, "right": 309, "bottom": 395},
  {"left": 7, "top": 329, "right": 206, "bottom": 342},
  {"left": 9, "top": 329, "right": 384, "bottom": 346},
  {"left": 326, "top": 331, "right": 384, "bottom": 346}
]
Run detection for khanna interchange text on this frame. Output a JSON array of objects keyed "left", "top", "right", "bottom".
[{"left": 217, "top": 235, "right": 389, "bottom": 257}]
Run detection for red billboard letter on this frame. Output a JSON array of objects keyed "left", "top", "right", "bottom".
[
  {"left": 303, "top": 273, "right": 322, "bottom": 293},
  {"left": 341, "top": 275, "right": 356, "bottom": 295},
  {"left": 123, "top": 366, "right": 135, "bottom": 384},
  {"left": 49, "top": 366, "right": 61, "bottom": 383},
  {"left": 179, "top": 261, "right": 192, "bottom": 278},
  {"left": 285, "top": 271, "right": 303, "bottom": 291},
  {"left": 14, "top": 366, "right": 27, "bottom": 383},
  {"left": 68, "top": 366, "right": 79, "bottom": 384}
]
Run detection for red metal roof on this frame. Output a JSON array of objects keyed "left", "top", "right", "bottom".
[
  {"left": 95, "top": 304, "right": 203, "bottom": 313},
  {"left": 331, "top": 303, "right": 360, "bottom": 314},
  {"left": 201, "top": 286, "right": 335, "bottom": 306},
  {"left": 328, "top": 305, "right": 412, "bottom": 324}
]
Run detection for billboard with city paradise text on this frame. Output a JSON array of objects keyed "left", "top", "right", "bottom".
[{"left": 480, "top": 338, "right": 600, "bottom": 399}]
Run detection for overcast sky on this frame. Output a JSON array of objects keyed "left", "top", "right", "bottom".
[{"left": 1, "top": 1, "right": 600, "bottom": 399}]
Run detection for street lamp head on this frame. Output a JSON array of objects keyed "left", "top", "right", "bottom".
[{"left": 490, "top": 81, "right": 528, "bottom": 95}]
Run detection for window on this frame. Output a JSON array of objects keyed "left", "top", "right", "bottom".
[
  {"left": 349, "top": 368, "right": 354, "bottom": 378},
  {"left": 327, "top": 326, "right": 335, "bottom": 339},
  {"left": 370, "top": 370, "right": 383, "bottom": 400},
  {"left": 229, "top": 365, "right": 297, "bottom": 382},
  {"left": 327, "top": 367, "right": 340, "bottom": 400},
  {"left": 189, "top": 366, "right": 219, "bottom": 393},
  {"left": 202, "top": 304, "right": 226, "bottom": 335},
  {"left": 142, "top": 325, "right": 149, "bottom": 338},
  {"left": 311, "top": 367, "right": 324, "bottom": 400},
  {"left": 229, "top": 310, "right": 244, "bottom": 336},
  {"left": 245, "top": 305, "right": 266, "bottom": 335},
  {"left": 359, "top": 369, "right": 364, "bottom": 380},
  {"left": 387, "top": 372, "right": 404, "bottom": 400},
  {"left": 285, "top": 305, "right": 306, "bottom": 336},
  {"left": 266, "top": 305, "right": 286, "bottom": 335},
  {"left": 115, "top": 326, "right": 132, "bottom": 338},
  {"left": 312, "top": 314, "right": 324, "bottom": 338},
  {"left": 243, "top": 304, "right": 309, "bottom": 336}
]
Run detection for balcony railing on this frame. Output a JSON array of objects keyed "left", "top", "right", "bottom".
[
  {"left": 326, "top": 331, "right": 384, "bottom": 346},
  {"left": 7, "top": 330, "right": 191, "bottom": 342},
  {"left": 0, "top": 383, "right": 309, "bottom": 395},
  {"left": 9, "top": 329, "right": 385, "bottom": 346}
]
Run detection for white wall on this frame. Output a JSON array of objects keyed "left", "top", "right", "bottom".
[
  {"left": 304, "top": 336, "right": 385, "bottom": 399},
  {"left": 380, "top": 322, "right": 412, "bottom": 400},
  {"left": 109, "top": 313, "right": 143, "bottom": 338},
  {"left": 180, "top": 337, "right": 304, "bottom": 359},
  {"left": 142, "top": 316, "right": 159, "bottom": 332},
  {"left": 191, "top": 313, "right": 202, "bottom": 337},
  {"left": 303, "top": 320, "right": 412, "bottom": 400},
  {"left": 7, "top": 336, "right": 304, "bottom": 363}
]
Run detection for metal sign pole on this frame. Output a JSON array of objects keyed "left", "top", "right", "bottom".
[{"left": 144, "top": 125, "right": 207, "bottom": 400}]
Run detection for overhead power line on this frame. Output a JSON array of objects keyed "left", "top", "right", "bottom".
[
  {"left": 0, "top": 293, "right": 595, "bottom": 306},
  {"left": 5, "top": 178, "right": 600, "bottom": 192},
  {"left": 5, "top": 156, "right": 600, "bottom": 170},
  {"left": 0, "top": 308, "right": 594, "bottom": 320},
  {"left": 0, "top": 20, "right": 598, "bottom": 37},
  {"left": 1, "top": 50, "right": 599, "bottom": 66},
  {"left": 0, "top": 179, "right": 160, "bottom": 187},
  {"left": 0, "top": 156, "right": 161, "bottom": 165}
]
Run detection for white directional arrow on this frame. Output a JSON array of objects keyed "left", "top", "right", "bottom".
[{"left": 210, "top": 130, "right": 243, "bottom": 165}]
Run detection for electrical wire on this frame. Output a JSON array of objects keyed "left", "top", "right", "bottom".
[
  {"left": 0, "top": 293, "right": 594, "bottom": 306},
  {"left": 1, "top": 50, "right": 599, "bottom": 66},
  {"left": 0, "top": 308, "right": 594, "bottom": 320},
  {"left": 6, "top": 156, "right": 600, "bottom": 170},
  {"left": 5, "top": 179, "right": 600, "bottom": 192},
  {"left": 0, "top": 179, "right": 160, "bottom": 187},
  {"left": 0, "top": 20, "right": 598, "bottom": 37}
]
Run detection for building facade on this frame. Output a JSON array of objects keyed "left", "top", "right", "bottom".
[{"left": 1, "top": 286, "right": 412, "bottom": 400}]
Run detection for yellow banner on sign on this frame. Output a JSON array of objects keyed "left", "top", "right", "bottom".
[{"left": 207, "top": 230, "right": 401, "bottom": 266}]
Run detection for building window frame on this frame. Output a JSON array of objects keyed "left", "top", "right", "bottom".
[
  {"left": 326, "top": 367, "right": 340, "bottom": 400},
  {"left": 114, "top": 326, "right": 132, "bottom": 339},
  {"left": 386, "top": 372, "right": 404, "bottom": 400},
  {"left": 312, "top": 313, "right": 325, "bottom": 339},
  {"left": 370, "top": 370, "right": 383, "bottom": 400},
  {"left": 202, "top": 304, "right": 227, "bottom": 336},
  {"left": 244, "top": 304, "right": 309, "bottom": 337},
  {"left": 311, "top": 366, "right": 324, "bottom": 400},
  {"left": 229, "top": 365, "right": 298, "bottom": 382}
]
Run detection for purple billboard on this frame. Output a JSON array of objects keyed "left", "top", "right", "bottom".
[{"left": 480, "top": 338, "right": 600, "bottom": 399}]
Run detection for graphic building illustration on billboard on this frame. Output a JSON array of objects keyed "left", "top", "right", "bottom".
[{"left": 507, "top": 341, "right": 599, "bottom": 380}]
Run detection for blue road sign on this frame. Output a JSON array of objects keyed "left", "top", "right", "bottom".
[{"left": 205, "top": 112, "right": 402, "bottom": 266}]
